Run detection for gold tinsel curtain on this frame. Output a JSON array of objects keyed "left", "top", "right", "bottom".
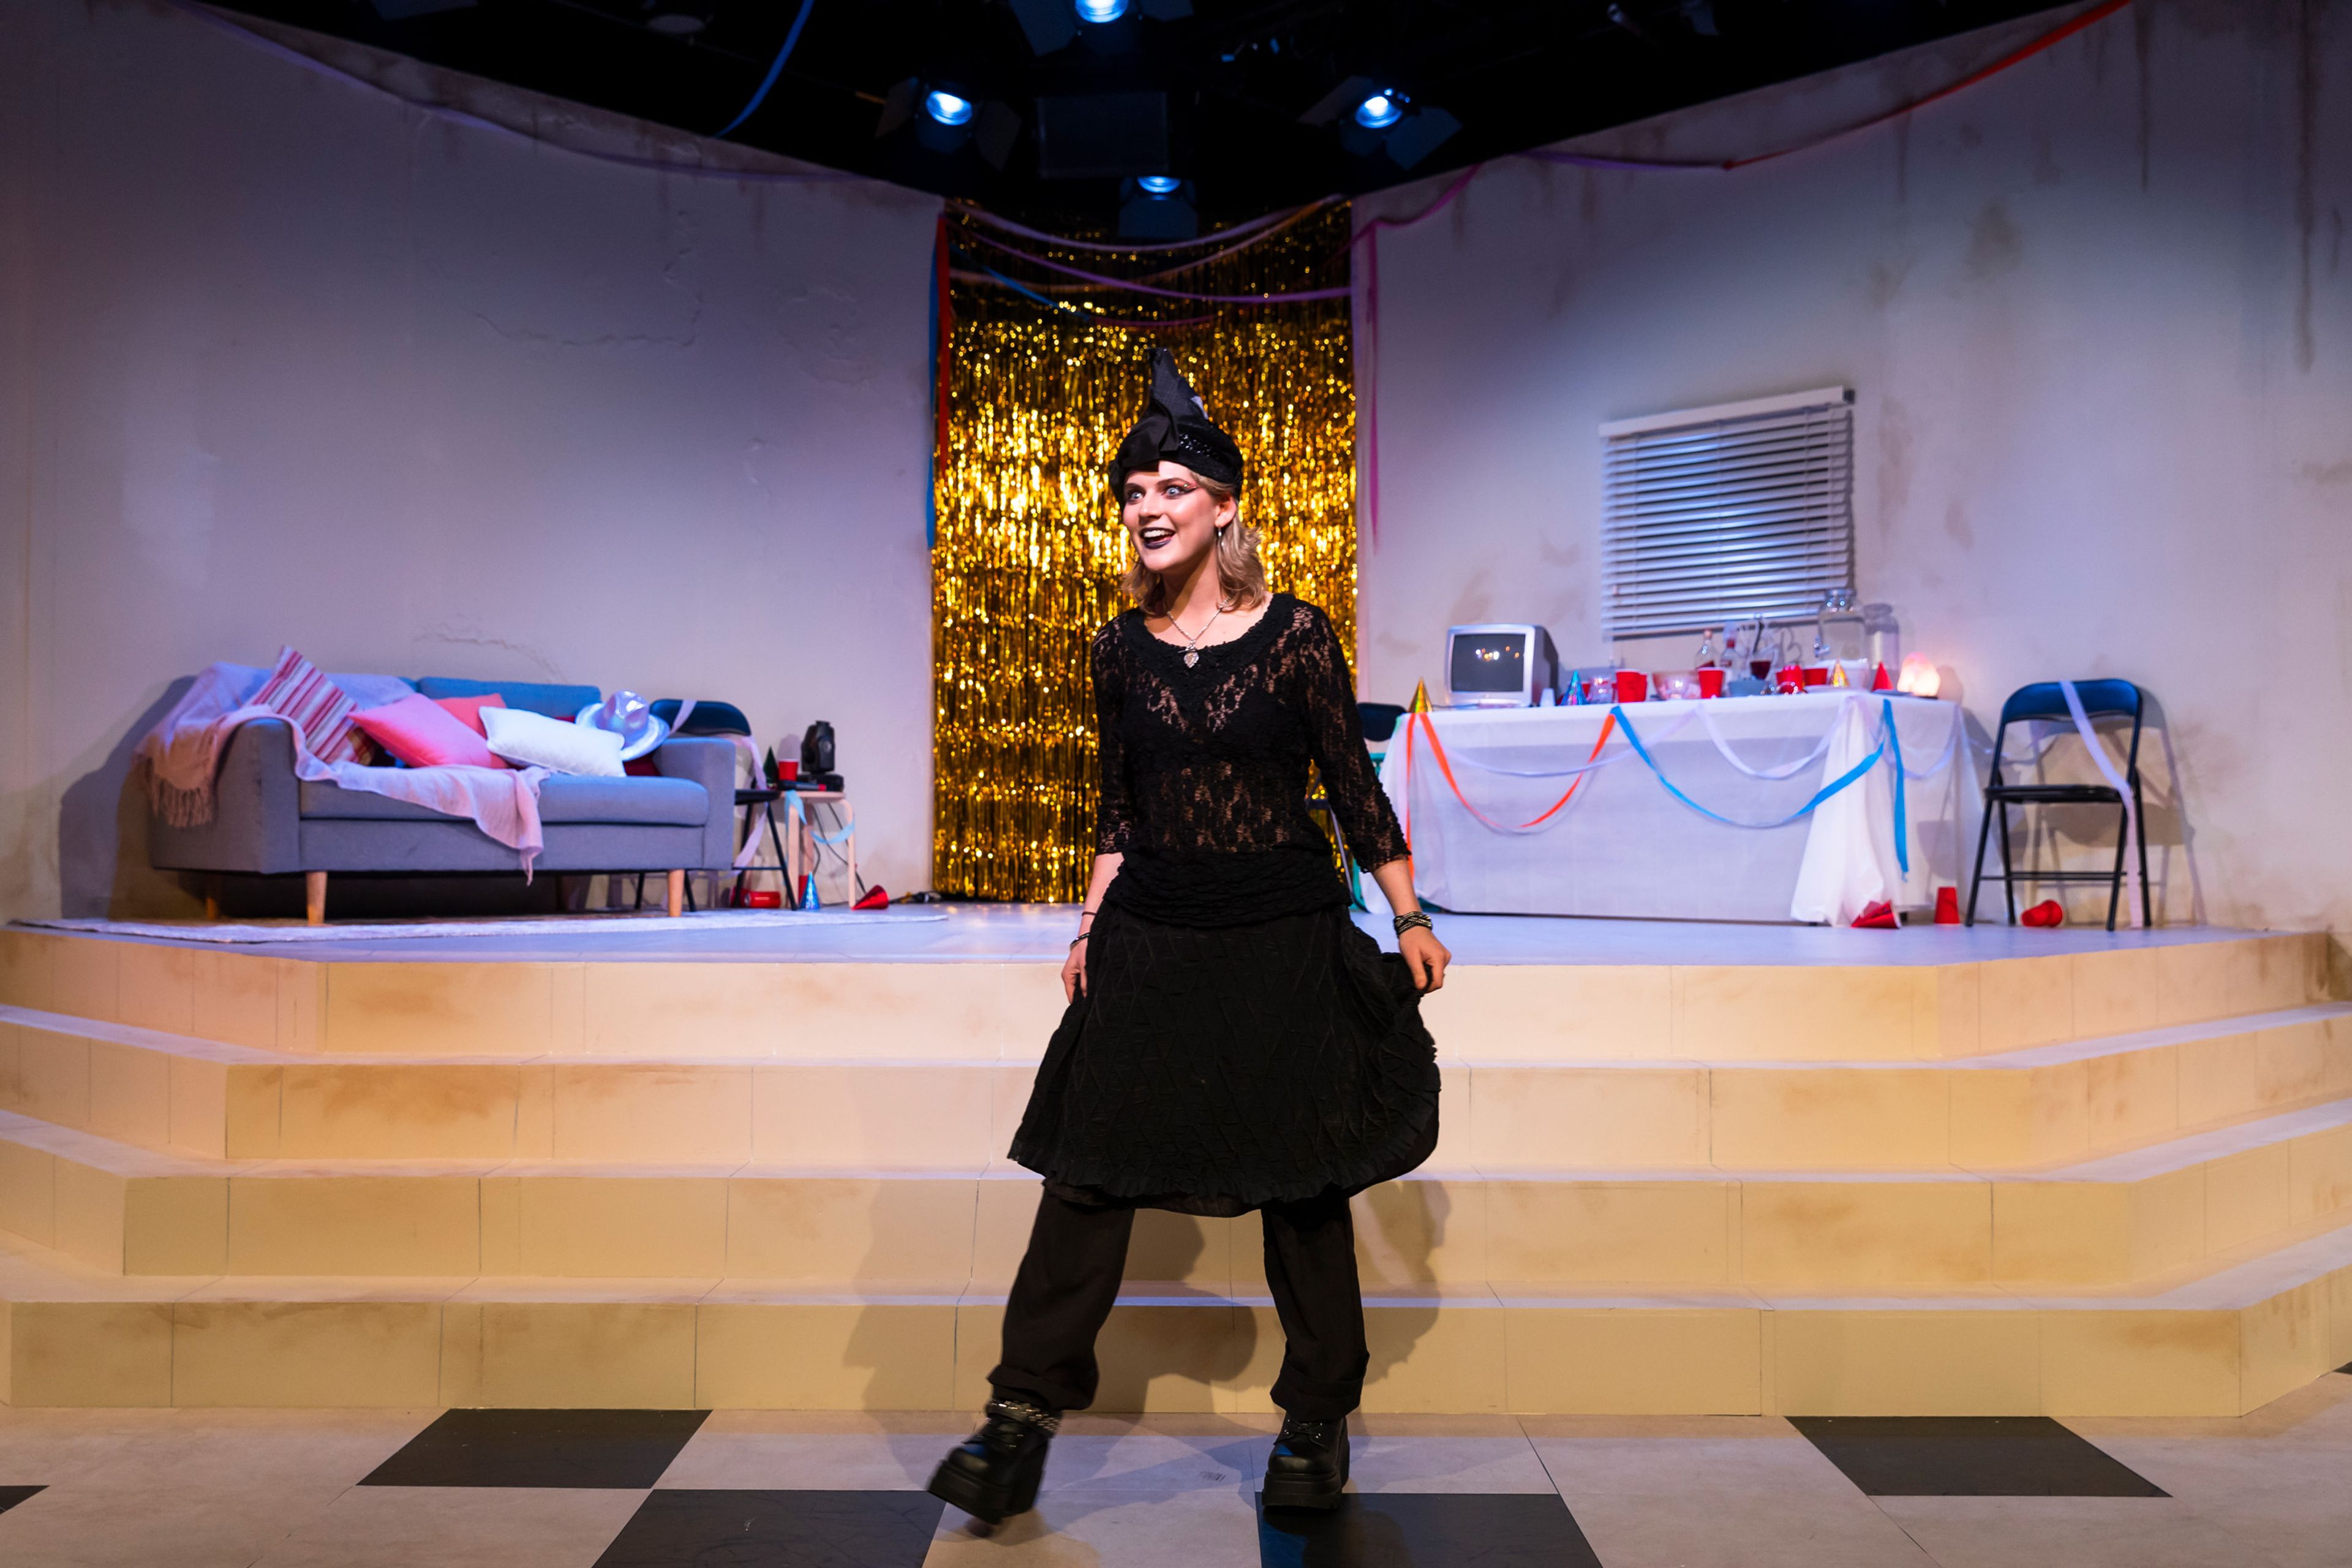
[{"left": 932, "top": 203, "right": 1356, "bottom": 902}]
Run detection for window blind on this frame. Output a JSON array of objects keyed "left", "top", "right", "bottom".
[{"left": 1600, "top": 388, "right": 1855, "bottom": 641}]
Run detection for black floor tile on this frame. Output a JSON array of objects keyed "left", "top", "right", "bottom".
[
  {"left": 594, "top": 1490, "right": 943, "bottom": 1567},
  {"left": 1259, "top": 1492, "right": 1602, "bottom": 1567},
  {"left": 361, "top": 1408, "right": 711, "bottom": 1489},
  {"left": 0, "top": 1486, "right": 44, "bottom": 1515},
  {"left": 1789, "top": 1416, "right": 2168, "bottom": 1498}
]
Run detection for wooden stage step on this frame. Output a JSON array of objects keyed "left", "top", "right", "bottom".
[
  {"left": 3, "top": 1100, "right": 2347, "bottom": 1291},
  {"left": 0, "top": 928, "right": 2329, "bottom": 1060},
  {"left": 5, "top": 1000, "right": 2345, "bottom": 1169},
  {"left": 0, "top": 921, "right": 2343, "bottom": 1417},
  {"left": 2, "top": 1221, "right": 2346, "bottom": 1417}
]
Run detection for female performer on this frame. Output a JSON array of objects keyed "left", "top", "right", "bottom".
[{"left": 929, "top": 349, "right": 1449, "bottom": 1525}]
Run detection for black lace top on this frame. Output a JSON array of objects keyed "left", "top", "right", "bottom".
[{"left": 1093, "top": 593, "right": 1408, "bottom": 925}]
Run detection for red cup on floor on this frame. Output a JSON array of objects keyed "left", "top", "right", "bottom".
[
  {"left": 1697, "top": 668, "right": 1725, "bottom": 699},
  {"left": 1615, "top": 671, "right": 1648, "bottom": 703},
  {"left": 1934, "top": 886, "right": 1961, "bottom": 925},
  {"left": 2022, "top": 899, "right": 2067, "bottom": 928},
  {"left": 1852, "top": 899, "right": 1899, "bottom": 929}
]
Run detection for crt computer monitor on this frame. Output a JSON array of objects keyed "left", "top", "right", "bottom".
[{"left": 1445, "top": 624, "right": 1559, "bottom": 708}]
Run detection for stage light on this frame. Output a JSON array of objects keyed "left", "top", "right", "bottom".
[
  {"left": 1137, "top": 174, "right": 1180, "bottom": 195},
  {"left": 1354, "top": 90, "right": 1404, "bottom": 130},
  {"left": 924, "top": 90, "right": 976, "bottom": 127},
  {"left": 1075, "top": 0, "right": 1129, "bottom": 20}
]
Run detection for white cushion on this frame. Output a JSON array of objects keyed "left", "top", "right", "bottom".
[{"left": 481, "top": 706, "right": 626, "bottom": 777}]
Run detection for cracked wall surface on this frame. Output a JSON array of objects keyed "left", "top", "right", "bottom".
[
  {"left": 0, "top": 0, "right": 941, "bottom": 917},
  {"left": 1355, "top": 0, "right": 2352, "bottom": 937}
]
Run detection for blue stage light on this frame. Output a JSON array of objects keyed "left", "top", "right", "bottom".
[
  {"left": 1137, "top": 175, "right": 1180, "bottom": 195},
  {"left": 1075, "top": 0, "right": 1129, "bottom": 21},
  {"left": 924, "top": 90, "right": 975, "bottom": 127},
  {"left": 1354, "top": 90, "right": 1404, "bottom": 130}
]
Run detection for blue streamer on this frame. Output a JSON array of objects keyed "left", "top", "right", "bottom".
[
  {"left": 1882, "top": 698, "right": 1909, "bottom": 876},
  {"left": 1610, "top": 704, "right": 1885, "bottom": 831},
  {"left": 714, "top": 0, "right": 817, "bottom": 139}
]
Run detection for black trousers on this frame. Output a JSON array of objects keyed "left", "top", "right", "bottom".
[{"left": 989, "top": 1189, "right": 1370, "bottom": 1422}]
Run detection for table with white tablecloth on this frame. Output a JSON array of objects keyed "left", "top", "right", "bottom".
[{"left": 1366, "top": 692, "right": 1983, "bottom": 924}]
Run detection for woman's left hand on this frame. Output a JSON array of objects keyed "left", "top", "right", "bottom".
[{"left": 1398, "top": 925, "right": 1450, "bottom": 993}]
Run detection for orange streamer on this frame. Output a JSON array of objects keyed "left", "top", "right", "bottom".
[{"left": 1400, "top": 710, "right": 1618, "bottom": 843}]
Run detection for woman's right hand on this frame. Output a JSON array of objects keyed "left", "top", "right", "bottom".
[{"left": 1061, "top": 937, "right": 1088, "bottom": 1002}]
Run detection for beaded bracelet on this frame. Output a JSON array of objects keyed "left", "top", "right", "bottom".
[{"left": 1393, "top": 911, "right": 1434, "bottom": 937}]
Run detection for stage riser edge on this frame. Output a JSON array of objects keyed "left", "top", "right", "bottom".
[
  {"left": 5, "top": 1008, "right": 2344, "bottom": 1170},
  {"left": 7, "top": 1286, "right": 2347, "bottom": 1417},
  {"left": 6, "top": 1134, "right": 2346, "bottom": 1291},
  {"left": 0, "top": 930, "right": 2328, "bottom": 1061}
]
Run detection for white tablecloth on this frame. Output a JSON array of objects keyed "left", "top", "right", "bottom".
[{"left": 1369, "top": 692, "right": 1983, "bottom": 924}]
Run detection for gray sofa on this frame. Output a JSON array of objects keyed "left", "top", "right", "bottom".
[{"left": 149, "top": 676, "right": 735, "bottom": 921}]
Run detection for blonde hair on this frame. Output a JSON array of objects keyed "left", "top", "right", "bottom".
[{"left": 1115, "top": 470, "right": 1270, "bottom": 617}]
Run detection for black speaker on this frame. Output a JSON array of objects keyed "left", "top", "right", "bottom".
[{"left": 800, "top": 721, "right": 836, "bottom": 777}]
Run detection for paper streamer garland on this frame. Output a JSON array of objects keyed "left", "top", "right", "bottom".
[
  {"left": 1400, "top": 696, "right": 1950, "bottom": 874},
  {"left": 932, "top": 206, "right": 1358, "bottom": 902}
]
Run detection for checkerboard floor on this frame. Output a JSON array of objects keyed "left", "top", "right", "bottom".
[{"left": 2, "top": 1372, "right": 2347, "bottom": 1567}]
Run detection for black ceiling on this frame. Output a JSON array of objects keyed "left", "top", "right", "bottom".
[{"left": 217, "top": 0, "right": 2084, "bottom": 228}]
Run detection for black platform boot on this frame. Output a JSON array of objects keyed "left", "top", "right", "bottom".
[
  {"left": 928, "top": 1396, "right": 1058, "bottom": 1528},
  {"left": 1260, "top": 1414, "right": 1349, "bottom": 1510}
]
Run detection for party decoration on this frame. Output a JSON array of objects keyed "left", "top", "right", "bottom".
[{"left": 932, "top": 205, "right": 1358, "bottom": 902}]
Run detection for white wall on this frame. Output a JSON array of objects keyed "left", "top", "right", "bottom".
[
  {"left": 0, "top": 0, "right": 941, "bottom": 917},
  {"left": 1356, "top": 0, "right": 2352, "bottom": 935}
]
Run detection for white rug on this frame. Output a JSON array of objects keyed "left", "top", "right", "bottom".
[{"left": 19, "top": 909, "right": 949, "bottom": 944}]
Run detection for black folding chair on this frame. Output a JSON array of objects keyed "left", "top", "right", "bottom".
[{"left": 1966, "top": 680, "right": 2152, "bottom": 932}]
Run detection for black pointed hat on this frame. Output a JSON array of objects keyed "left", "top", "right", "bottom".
[{"left": 1110, "top": 349, "right": 1244, "bottom": 491}]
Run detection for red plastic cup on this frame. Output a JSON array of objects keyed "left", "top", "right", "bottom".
[
  {"left": 1776, "top": 664, "right": 1803, "bottom": 695},
  {"left": 1934, "top": 887, "right": 1961, "bottom": 925},
  {"left": 1615, "top": 671, "right": 1648, "bottom": 703},
  {"left": 775, "top": 759, "right": 799, "bottom": 783},
  {"left": 1801, "top": 666, "right": 1831, "bottom": 688},
  {"left": 1697, "top": 668, "right": 1725, "bottom": 699}
]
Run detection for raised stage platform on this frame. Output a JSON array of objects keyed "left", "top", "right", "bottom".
[{"left": 0, "top": 911, "right": 2345, "bottom": 1417}]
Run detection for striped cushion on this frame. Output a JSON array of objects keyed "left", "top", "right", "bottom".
[{"left": 253, "top": 646, "right": 368, "bottom": 764}]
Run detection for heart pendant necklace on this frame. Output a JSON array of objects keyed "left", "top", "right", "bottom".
[{"left": 1172, "top": 599, "right": 1231, "bottom": 668}]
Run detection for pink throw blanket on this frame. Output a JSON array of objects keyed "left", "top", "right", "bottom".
[{"left": 138, "top": 663, "right": 549, "bottom": 875}]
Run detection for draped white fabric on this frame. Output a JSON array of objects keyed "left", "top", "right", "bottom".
[{"left": 1368, "top": 693, "right": 1982, "bottom": 924}]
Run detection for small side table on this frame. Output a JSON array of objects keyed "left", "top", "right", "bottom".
[{"left": 734, "top": 788, "right": 858, "bottom": 907}]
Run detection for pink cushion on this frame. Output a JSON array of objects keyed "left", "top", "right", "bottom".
[
  {"left": 253, "top": 646, "right": 369, "bottom": 764},
  {"left": 432, "top": 692, "right": 508, "bottom": 737},
  {"left": 352, "top": 693, "right": 509, "bottom": 770}
]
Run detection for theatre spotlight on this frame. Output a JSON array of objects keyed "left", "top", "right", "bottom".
[
  {"left": 1076, "top": 0, "right": 1129, "bottom": 20},
  {"left": 924, "top": 89, "right": 976, "bottom": 127},
  {"left": 1120, "top": 176, "right": 1196, "bottom": 240},
  {"left": 1353, "top": 90, "right": 1405, "bottom": 130}
]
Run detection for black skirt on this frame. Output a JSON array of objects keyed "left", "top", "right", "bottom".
[{"left": 1006, "top": 856, "right": 1441, "bottom": 1217}]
